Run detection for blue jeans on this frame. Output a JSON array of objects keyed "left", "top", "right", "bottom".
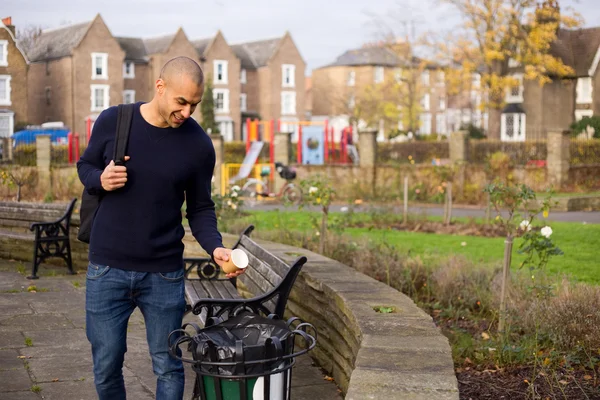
[{"left": 85, "top": 262, "right": 186, "bottom": 400}]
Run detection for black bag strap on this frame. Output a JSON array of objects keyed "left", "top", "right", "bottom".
[{"left": 112, "top": 103, "right": 134, "bottom": 166}]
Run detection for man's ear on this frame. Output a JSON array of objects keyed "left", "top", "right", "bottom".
[{"left": 156, "top": 78, "right": 166, "bottom": 94}]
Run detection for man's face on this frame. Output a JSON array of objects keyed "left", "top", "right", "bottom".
[{"left": 157, "top": 75, "right": 203, "bottom": 128}]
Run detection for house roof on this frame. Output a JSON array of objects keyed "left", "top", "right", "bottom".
[
  {"left": 26, "top": 21, "right": 91, "bottom": 62},
  {"left": 324, "top": 46, "right": 401, "bottom": 68},
  {"left": 115, "top": 36, "right": 148, "bottom": 62},
  {"left": 143, "top": 33, "right": 176, "bottom": 55},
  {"left": 192, "top": 37, "right": 213, "bottom": 57},
  {"left": 231, "top": 38, "right": 281, "bottom": 69},
  {"left": 551, "top": 27, "right": 600, "bottom": 77}
]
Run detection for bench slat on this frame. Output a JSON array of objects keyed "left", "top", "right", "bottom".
[{"left": 239, "top": 236, "right": 289, "bottom": 278}]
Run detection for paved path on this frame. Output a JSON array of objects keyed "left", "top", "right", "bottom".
[
  {"left": 247, "top": 202, "right": 600, "bottom": 224},
  {"left": 0, "top": 260, "right": 341, "bottom": 400}
]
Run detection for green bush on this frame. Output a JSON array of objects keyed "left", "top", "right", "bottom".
[{"left": 570, "top": 116, "right": 600, "bottom": 139}]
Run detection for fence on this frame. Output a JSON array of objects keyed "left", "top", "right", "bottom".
[
  {"left": 468, "top": 140, "right": 548, "bottom": 166},
  {"left": 378, "top": 141, "right": 450, "bottom": 165},
  {"left": 570, "top": 138, "right": 600, "bottom": 166}
]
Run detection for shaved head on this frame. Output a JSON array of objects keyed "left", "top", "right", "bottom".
[{"left": 159, "top": 56, "right": 204, "bottom": 86}]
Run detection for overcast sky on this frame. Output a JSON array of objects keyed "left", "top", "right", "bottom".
[{"left": 4, "top": 0, "right": 599, "bottom": 74}]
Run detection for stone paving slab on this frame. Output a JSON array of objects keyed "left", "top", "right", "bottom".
[{"left": 0, "top": 260, "right": 342, "bottom": 399}]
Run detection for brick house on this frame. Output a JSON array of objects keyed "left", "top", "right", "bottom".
[
  {"left": 312, "top": 46, "right": 447, "bottom": 139},
  {"left": 26, "top": 14, "right": 125, "bottom": 139},
  {"left": 0, "top": 17, "right": 29, "bottom": 139},
  {"left": 502, "top": 26, "right": 600, "bottom": 141},
  {"left": 232, "top": 32, "right": 306, "bottom": 142},
  {"left": 193, "top": 31, "right": 241, "bottom": 141},
  {"left": 115, "top": 36, "right": 150, "bottom": 106}
]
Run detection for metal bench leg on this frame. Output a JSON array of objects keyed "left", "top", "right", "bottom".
[
  {"left": 64, "top": 240, "right": 76, "bottom": 275},
  {"left": 27, "top": 240, "right": 41, "bottom": 280}
]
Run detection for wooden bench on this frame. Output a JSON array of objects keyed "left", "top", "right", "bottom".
[
  {"left": 183, "top": 225, "right": 307, "bottom": 327},
  {"left": 0, "top": 198, "right": 77, "bottom": 279}
]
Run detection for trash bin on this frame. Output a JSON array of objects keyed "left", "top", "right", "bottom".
[{"left": 169, "top": 312, "right": 317, "bottom": 400}]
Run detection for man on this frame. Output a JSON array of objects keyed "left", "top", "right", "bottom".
[{"left": 77, "top": 56, "right": 241, "bottom": 400}]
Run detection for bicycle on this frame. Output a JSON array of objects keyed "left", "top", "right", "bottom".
[{"left": 238, "top": 162, "right": 302, "bottom": 206}]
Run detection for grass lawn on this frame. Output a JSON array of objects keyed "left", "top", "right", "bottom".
[{"left": 237, "top": 210, "right": 600, "bottom": 285}]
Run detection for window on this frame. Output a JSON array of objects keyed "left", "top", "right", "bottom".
[
  {"left": 214, "top": 60, "right": 228, "bottom": 84},
  {"left": 90, "top": 84, "right": 110, "bottom": 112},
  {"left": 0, "top": 113, "right": 13, "bottom": 138},
  {"left": 501, "top": 113, "right": 526, "bottom": 142},
  {"left": 420, "top": 93, "right": 430, "bottom": 111},
  {"left": 395, "top": 68, "right": 403, "bottom": 83},
  {"left": 575, "top": 109, "right": 593, "bottom": 121},
  {"left": 374, "top": 67, "right": 384, "bottom": 83},
  {"left": 0, "top": 76, "right": 11, "bottom": 106},
  {"left": 0, "top": 40, "right": 7, "bottom": 66},
  {"left": 439, "top": 96, "right": 446, "bottom": 110},
  {"left": 123, "top": 62, "right": 135, "bottom": 79},
  {"left": 576, "top": 77, "right": 593, "bottom": 104},
  {"left": 438, "top": 71, "right": 445, "bottom": 87},
  {"left": 508, "top": 57, "right": 520, "bottom": 68},
  {"left": 281, "top": 91, "right": 296, "bottom": 115},
  {"left": 472, "top": 73, "right": 481, "bottom": 88},
  {"left": 240, "top": 69, "right": 247, "bottom": 84},
  {"left": 213, "top": 89, "right": 229, "bottom": 113},
  {"left": 436, "top": 114, "right": 447, "bottom": 134},
  {"left": 45, "top": 86, "right": 51, "bottom": 105},
  {"left": 347, "top": 70, "right": 355, "bottom": 86},
  {"left": 421, "top": 70, "right": 430, "bottom": 86},
  {"left": 282, "top": 64, "right": 295, "bottom": 87},
  {"left": 240, "top": 93, "right": 247, "bottom": 112},
  {"left": 91, "top": 53, "right": 108, "bottom": 80},
  {"left": 505, "top": 74, "right": 524, "bottom": 103},
  {"left": 123, "top": 90, "right": 135, "bottom": 104},
  {"left": 420, "top": 113, "right": 432, "bottom": 134},
  {"left": 348, "top": 95, "right": 355, "bottom": 109}
]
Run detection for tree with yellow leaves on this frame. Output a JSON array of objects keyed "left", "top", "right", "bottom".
[{"left": 442, "top": 0, "right": 582, "bottom": 138}]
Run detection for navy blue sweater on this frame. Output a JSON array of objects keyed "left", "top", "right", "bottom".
[{"left": 77, "top": 103, "right": 223, "bottom": 273}]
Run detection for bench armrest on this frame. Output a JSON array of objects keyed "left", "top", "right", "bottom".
[
  {"left": 30, "top": 220, "right": 61, "bottom": 231},
  {"left": 189, "top": 290, "right": 280, "bottom": 320},
  {"left": 183, "top": 257, "right": 224, "bottom": 281}
]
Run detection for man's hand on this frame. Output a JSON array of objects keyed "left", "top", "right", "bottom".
[
  {"left": 213, "top": 247, "right": 246, "bottom": 278},
  {"left": 101, "top": 156, "right": 130, "bottom": 191}
]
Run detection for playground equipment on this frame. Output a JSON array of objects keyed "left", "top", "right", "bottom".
[{"left": 239, "top": 162, "right": 302, "bottom": 206}]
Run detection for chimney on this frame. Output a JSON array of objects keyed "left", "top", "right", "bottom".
[{"left": 1, "top": 16, "right": 16, "bottom": 36}]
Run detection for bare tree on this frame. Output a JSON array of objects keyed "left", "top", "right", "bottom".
[{"left": 16, "top": 24, "right": 44, "bottom": 53}]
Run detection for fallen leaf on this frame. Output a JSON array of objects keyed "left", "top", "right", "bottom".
[
  {"left": 559, "top": 380, "right": 568, "bottom": 385},
  {"left": 52, "top": 378, "right": 59, "bottom": 382},
  {"left": 464, "top": 357, "right": 473, "bottom": 365},
  {"left": 323, "top": 376, "right": 334, "bottom": 382},
  {"left": 583, "top": 375, "right": 592, "bottom": 380},
  {"left": 481, "top": 332, "right": 490, "bottom": 340},
  {"left": 17, "top": 356, "right": 26, "bottom": 359}
]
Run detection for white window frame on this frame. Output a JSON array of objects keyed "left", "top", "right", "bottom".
[
  {"left": 395, "top": 68, "right": 403, "bottom": 83},
  {"left": 576, "top": 77, "right": 593, "bottom": 104},
  {"left": 439, "top": 96, "right": 446, "bottom": 111},
  {"left": 0, "top": 40, "right": 8, "bottom": 67},
  {"left": 281, "top": 91, "right": 296, "bottom": 116},
  {"left": 90, "top": 84, "right": 110, "bottom": 112},
  {"left": 506, "top": 74, "right": 524, "bottom": 103},
  {"left": 421, "top": 93, "right": 430, "bottom": 111},
  {"left": 419, "top": 113, "right": 432, "bottom": 135},
  {"left": 472, "top": 73, "right": 481, "bottom": 88},
  {"left": 213, "top": 88, "right": 230, "bottom": 113},
  {"left": 214, "top": 60, "right": 228, "bottom": 84},
  {"left": 123, "top": 61, "right": 135, "bottom": 79},
  {"left": 0, "top": 75, "right": 12, "bottom": 106},
  {"left": 240, "top": 93, "right": 247, "bottom": 112},
  {"left": 436, "top": 113, "right": 447, "bottom": 134},
  {"left": 500, "top": 113, "right": 526, "bottom": 142},
  {"left": 437, "top": 71, "right": 445, "bottom": 87},
  {"left": 240, "top": 69, "right": 247, "bottom": 84},
  {"left": 347, "top": 70, "right": 356, "bottom": 86},
  {"left": 374, "top": 67, "right": 384, "bottom": 84},
  {"left": 0, "top": 112, "right": 14, "bottom": 138},
  {"left": 91, "top": 53, "right": 108, "bottom": 80},
  {"left": 421, "top": 70, "right": 430, "bottom": 86},
  {"left": 282, "top": 64, "right": 295, "bottom": 88},
  {"left": 348, "top": 95, "right": 355, "bottom": 109},
  {"left": 575, "top": 109, "right": 593, "bottom": 121},
  {"left": 123, "top": 90, "right": 135, "bottom": 104}
]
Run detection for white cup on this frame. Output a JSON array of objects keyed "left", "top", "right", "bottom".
[{"left": 221, "top": 248, "right": 249, "bottom": 274}]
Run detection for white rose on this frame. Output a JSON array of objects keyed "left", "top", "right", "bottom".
[
  {"left": 230, "top": 191, "right": 238, "bottom": 198},
  {"left": 519, "top": 220, "right": 531, "bottom": 231},
  {"left": 341, "top": 206, "right": 349, "bottom": 213},
  {"left": 231, "top": 185, "right": 241, "bottom": 192},
  {"left": 309, "top": 186, "right": 318, "bottom": 194},
  {"left": 540, "top": 226, "right": 553, "bottom": 238}
]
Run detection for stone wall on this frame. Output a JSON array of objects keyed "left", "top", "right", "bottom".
[{"left": 182, "top": 231, "right": 459, "bottom": 399}]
